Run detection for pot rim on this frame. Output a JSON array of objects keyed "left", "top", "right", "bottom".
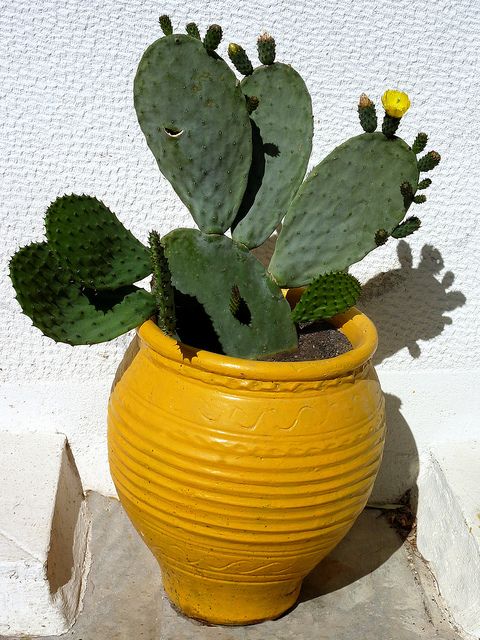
[{"left": 137, "top": 307, "right": 378, "bottom": 382}]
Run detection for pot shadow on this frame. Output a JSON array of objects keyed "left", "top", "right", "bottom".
[
  {"left": 299, "top": 392, "right": 418, "bottom": 603},
  {"left": 358, "top": 241, "right": 466, "bottom": 365}
]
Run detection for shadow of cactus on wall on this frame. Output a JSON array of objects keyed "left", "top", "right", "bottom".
[{"left": 359, "top": 241, "right": 466, "bottom": 365}]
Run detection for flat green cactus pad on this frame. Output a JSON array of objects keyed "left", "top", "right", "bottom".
[
  {"left": 269, "top": 132, "right": 419, "bottom": 286},
  {"left": 162, "top": 228, "right": 297, "bottom": 359},
  {"left": 291, "top": 272, "right": 361, "bottom": 323},
  {"left": 232, "top": 63, "right": 313, "bottom": 248},
  {"left": 10, "top": 242, "right": 155, "bottom": 345},
  {"left": 45, "top": 195, "right": 151, "bottom": 289},
  {"left": 134, "top": 34, "right": 252, "bottom": 234}
]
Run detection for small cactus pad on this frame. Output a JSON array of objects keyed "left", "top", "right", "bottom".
[
  {"left": 269, "top": 132, "right": 419, "bottom": 287},
  {"left": 417, "top": 178, "right": 432, "bottom": 190},
  {"left": 228, "top": 43, "right": 253, "bottom": 75},
  {"left": 159, "top": 15, "right": 173, "bottom": 36},
  {"left": 418, "top": 151, "right": 441, "bottom": 172},
  {"left": 203, "top": 24, "right": 222, "bottom": 51},
  {"left": 412, "top": 132, "right": 428, "bottom": 154},
  {"left": 186, "top": 22, "right": 200, "bottom": 39},
  {"left": 134, "top": 35, "right": 252, "bottom": 233},
  {"left": 257, "top": 33, "right": 276, "bottom": 65},
  {"left": 391, "top": 216, "right": 421, "bottom": 238},
  {"left": 45, "top": 195, "right": 151, "bottom": 289},
  {"left": 149, "top": 231, "right": 176, "bottom": 337},
  {"left": 358, "top": 94, "right": 377, "bottom": 133},
  {"left": 291, "top": 272, "right": 362, "bottom": 324},
  {"left": 162, "top": 228, "right": 297, "bottom": 359},
  {"left": 232, "top": 63, "right": 313, "bottom": 248},
  {"left": 10, "top": 242, "right": 155, "bottom": 345},
  {"left": 382, "top": 114, "right": 401, "bottom": 138}
]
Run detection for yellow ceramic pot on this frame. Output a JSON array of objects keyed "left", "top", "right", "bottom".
[{"left": 108, "top": 308, "right": 385, "bottom": 625}]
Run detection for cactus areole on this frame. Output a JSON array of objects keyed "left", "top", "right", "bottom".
[{"left": 9, "top": 14, "right": 441, "bottom": 626}]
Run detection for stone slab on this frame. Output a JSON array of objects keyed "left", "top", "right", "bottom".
[
  {"left": 417, "top": 442, "right": 480, "bottom": 638},
  {"left": 4, "top": 492, "right": 463, "bottom": 640},
  {"left": 0, "top": 432, "right": 91, "bottom": 636}
]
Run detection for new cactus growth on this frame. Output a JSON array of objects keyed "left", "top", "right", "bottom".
[{"left": 9, "top": 15, "right": 441, "bottom": 361}]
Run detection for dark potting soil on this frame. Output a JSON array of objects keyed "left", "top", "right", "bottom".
[{"left": 262, "top": 320, "right": 353, "bottom": 362}]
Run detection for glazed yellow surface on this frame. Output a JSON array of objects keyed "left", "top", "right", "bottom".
[{"left": 108, "top": 308, "right": 385, "bottom": 624}]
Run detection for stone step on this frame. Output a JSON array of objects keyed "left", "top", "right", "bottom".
[
  {"left": 417, "top": 441, "right": 480, "bottom": 638},
  {"left": 0, "top": 432, "right": 91, "bottom": 636}
]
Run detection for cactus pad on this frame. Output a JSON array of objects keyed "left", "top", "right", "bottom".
[
  {"left": 391, "top": 216, "right": 421, "bottom": 238},
  {"left": 291, "top": 272, "right": 362, "bottom": 324},
  {"left": 149, "top": 230, "right": 176, "bottom": 337},
  {"left": 10, "top": 242, "right": 155, "bottom": 345},
  {"left": 45, "top": 194, "right": 151, "bottom": 289},
  {"left": 162, "top": 228, "right": 297, "bottom": 359},
  {"left": 269, "top": 132, "right": 419, "bottom": 286},
  {"left": 228, "top": 43, "right": 253, "bottom": 76},
  {"left": 134, "top": 35, "right": 252, "bottom": 233},
  {"left": 231, "top": 63, "right": 313, "bottom": 248}
]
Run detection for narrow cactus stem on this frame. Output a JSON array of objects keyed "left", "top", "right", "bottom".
[
  {"left": 418, "top": 151, "right": 441, "bottom": 172},
  {"left": 228, "top": 43, "right": 253, "bottom": 75},
  {"left": 245, "top": 95, "right": 259, "bottom": 114},
  {"left": 412, "top": 132, "right": 428, "bottom": 154},
  {"left": 417, "top": 178, "right": 432, "bottom": 190},
  {"left": 203, "top": 24, "right": 222, "bottom": 51},
  {"left": 382, "top": 114, "right": 401, "bottom": 138},
  {"left": 159, "top": 15, "right": 173, "bottom": 36},
  {"left": 358, "top": 94, "right": 377, "bottom": 133},
  {"left": 186, "top": 22, "right": 200, "bottom": 39},
  {"left": 257, "top": 32, "right": 276, "bottom": 65},
  {"left": 149, "top": 230, "right": 177, "bottom": 337}
]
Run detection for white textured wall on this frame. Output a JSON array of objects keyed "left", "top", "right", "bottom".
[{"left": 1, "top": 0, "right": 479, "bottom": 385}]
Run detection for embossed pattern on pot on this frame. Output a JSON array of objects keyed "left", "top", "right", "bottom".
[{"left": 108, "top": 309, "right": 385, "bottom": 624}]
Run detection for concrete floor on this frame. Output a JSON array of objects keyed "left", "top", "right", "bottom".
[{"left": 4, "top": 492, "right": 465, "bottom": 640}]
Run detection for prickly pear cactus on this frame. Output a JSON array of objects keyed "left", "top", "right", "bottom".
[
  {"left": 292, "top": 272, "right": 361, "bottom": 324},
  {"left": 231, "top": 35, "right": 313, "bottom": 249},
  {"left": 162, "top": 229, "right": 297, "bottom": 359},
  {"left": 269, "top": 132, "right": 420, "bottom": 286},
  {"left": 10, "top": 243, "right": 155, "bottom": 345},
  {"left": 134, "top": 34, "right": 252, "bottom": 234},
  {"left": 45, "top": 195, "right": 151, "bottom": 289}
]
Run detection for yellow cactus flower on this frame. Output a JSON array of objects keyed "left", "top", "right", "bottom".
[{"left": 381, "top": 90, "right": 411, "bottom": 118}]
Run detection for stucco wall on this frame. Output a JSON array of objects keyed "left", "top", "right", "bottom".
[{"left": 1, "top": 0, "right": 478, "bottom": 385}]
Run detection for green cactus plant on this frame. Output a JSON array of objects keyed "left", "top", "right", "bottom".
[{"left": 9, "top": 15, "right": 441, "bottom": 362}]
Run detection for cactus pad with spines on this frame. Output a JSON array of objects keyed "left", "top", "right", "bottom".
[
  {"left": 186, "top": 22, "right": 200, "bottom": 39},
  {"left": 159, "top": 15, "right": 173, "bottom": 36},
  {"left": 162, "top": 228, "right": 297, "bottom": 359},
  {"left": 358, "top": 94, "right": 377, "bottom": 133},
  {"left": 45, "top": 195, "right": 151, "bottom": 289},
  {"left": 10, "top": 242, "right": 156, "bottom": 345},
  {"left": 412, "top": 132, "right": 428, "bottom": 154},
  {"left": 391, "top": 216, "right": 421, "bottom": 238},
  {"left": 418, "top": 151, "right": 441, "bottom": 172},
  {"left": 417, "top": 178, "right": 432, "bottom": 190},
  {"left": 257, "top": 33, "right": 276, "bottom": 65},
  {"left": 291, "top": 272, "right": 362, "bottom": 324},
  {"left": 134, "top": 35, "right": 251, "bottom": 234},
  {"left": 228, "top": 43, "right": 253, "bottom": 76},
  {"left": 231, "top": 63, "right": 313, "bottom": 248},
  {"left": 203, "top": 24, "right": 222, "bottom": 51},
  {"left": 269, "top": 132, "right": 419, "bottom": 286}
]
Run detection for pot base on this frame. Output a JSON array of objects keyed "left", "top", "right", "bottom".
[{"left": 161, "top": 562, "right": 302, "bottom": 625}]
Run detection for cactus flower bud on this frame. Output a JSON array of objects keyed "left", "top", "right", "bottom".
[
  {"left": 228, "top": 43, "right": 253, "bottom": 76},
  {"left": 358, "top": 93, "right": 377, "bottom": 132},
  {"left": 257, "top": 32, "right": 276, "bottom": 65},
  {"left": 381, "top": 90, "right": 410, "bottom": 118}
]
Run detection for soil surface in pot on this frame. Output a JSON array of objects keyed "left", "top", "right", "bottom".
[{"left": 262, "top": 320, "right": 352, "bottom": 362}]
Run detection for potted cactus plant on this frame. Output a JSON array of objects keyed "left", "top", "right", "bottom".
[{"left": 9, "top": 15, "right": 440, "bottom": 626}]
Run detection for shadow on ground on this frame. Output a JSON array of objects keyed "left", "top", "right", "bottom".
[{"left": 300, "top": 391, "right": 418, "bottom": 602}]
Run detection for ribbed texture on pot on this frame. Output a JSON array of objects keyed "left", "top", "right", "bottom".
[{"left": 108, "top": 310, "right": 385, "bottom": 624}]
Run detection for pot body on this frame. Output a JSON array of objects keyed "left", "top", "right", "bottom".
[{"left": 108, "top": 309, "right": 385, "bottom": 625}]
